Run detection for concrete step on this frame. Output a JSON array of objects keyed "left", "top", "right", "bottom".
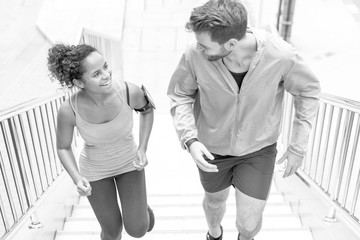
[
  {"left": 61, "top": 190, "right": 308, "bottom": 239},
  {"left": 56, "top": 227, "right": 312, "bottom": 240},
  {"left": 77, "top": 192, "right": 285, "bottom": 206},
  {"left": 63, "top": 213, "right": 304, "bottom": 232},
  {"left": 71, "top": 201, "right": 295, "bottom": 219}
]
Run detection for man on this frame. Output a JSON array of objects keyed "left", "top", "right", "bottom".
[{"left": 167, "top": 0, "right": 320, "bottom": 240}]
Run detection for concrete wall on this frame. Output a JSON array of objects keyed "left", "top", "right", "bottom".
[{"left": 36, "top": 0, "right": 127, "bottom": 45}]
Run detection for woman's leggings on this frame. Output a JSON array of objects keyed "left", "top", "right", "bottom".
[{"left": 87, "top": 170, "right": 149, "bottom": 240}]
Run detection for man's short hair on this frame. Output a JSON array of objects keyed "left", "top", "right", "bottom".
[{"left": 185, "top": 0, "right": 248, "bottom": 44}]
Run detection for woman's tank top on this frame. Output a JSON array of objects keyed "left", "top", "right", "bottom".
[{"left": 69, "top": 82, "right": 137, "bottom": 181}]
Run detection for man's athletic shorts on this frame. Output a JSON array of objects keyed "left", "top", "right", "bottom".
[{"left": 198, "top": 143, "right": 277, "bottom": 200}]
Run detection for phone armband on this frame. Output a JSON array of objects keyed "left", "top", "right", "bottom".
[{"left": 134, "top": 85, "right": 156, "bottom": 113}]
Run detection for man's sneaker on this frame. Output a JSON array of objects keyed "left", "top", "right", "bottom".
[
  {"left": 147, "top": 206, "right": 155, "bottom": 232},
  {"left": 206, "top": 225, "right": 223, "bottom": 240}
]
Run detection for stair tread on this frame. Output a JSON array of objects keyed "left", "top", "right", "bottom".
[
  {"left": 63, "top": 214, "right": 303, "bottom": 232},
  {"left": 77, "top": 192, "right": 285, "bottom": 206},
  {"left": 71, "top": 204, "right": 294, "bottom": 218},
  {"left": 56, "top": 228, "right": 312, "bottom": 240}
]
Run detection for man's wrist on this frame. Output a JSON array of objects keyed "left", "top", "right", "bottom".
[
  {"left": 287, "top": 146, "right": 304, "bottom": 157},
  {"left": 185, "top": 138, "right": 199, "bottom": 150}
]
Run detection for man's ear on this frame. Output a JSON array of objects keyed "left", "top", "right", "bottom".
[
  {"left": 73, "top": 79, "right": 84, "bottom": 89},
  {"left": 224, "top": 38, "right": 238, "bottom": 51}
]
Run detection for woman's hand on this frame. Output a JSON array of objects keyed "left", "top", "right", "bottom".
[
  {"left": 75, "top": 177, "right": 92, "bottom": 196},
  {"left": 134, "top": 148, "right": 149, "bottom": 170}
]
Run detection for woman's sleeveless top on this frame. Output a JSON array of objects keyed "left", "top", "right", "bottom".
[{"left": 69, "top": 84, "right": 137, "bottom": 182}]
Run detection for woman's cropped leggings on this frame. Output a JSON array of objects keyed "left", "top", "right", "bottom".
[{"left": 87, "top": 170, "right": 149, "bottom": 239}]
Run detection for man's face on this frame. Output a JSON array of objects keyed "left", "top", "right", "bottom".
[{"left": 195, "top": 32, "right": 231, "bottom": 61}]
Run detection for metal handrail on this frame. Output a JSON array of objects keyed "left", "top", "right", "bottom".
[
  {"left": 279, "top": 91, "right": 360, "bottom": 234},
  {"left": 0, "top": 88, "right": 78, "bottom": 239}
]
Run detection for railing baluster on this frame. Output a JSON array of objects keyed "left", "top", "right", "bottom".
[
  {"left": 32, "top": 108, "right": 53, "bottom": 185},
  {"left": 0, "top": 121, "right": 22, "bottom": 220},
  {"left": 50, "top": 101, "right": 62, "bottom": 174},
  {"left": 341, "top": 115, "right": 360, "bottom": 207},
  {"left": 0, "top": 192, "right": 10, "bottom": 235},
  {"left": 325, "top": 108, "right": 343, "bottom": 193},
  {"left": 304, "top": 100, "right": 319, "bottom": 175},
  {"left": 319, "top": 105, "right": 334, "bottom": 186},
  {"left": 350, "top": 168, "right": 360, "bottom": 216},
  {"left": 9, "top": 116, "right": 34, "bottom": 208},
  {"left": 333, "top": 111, "right": 354, "bottom": 202},
  {"left": 26, "top": 111, "right": 47, "bottom": 192},
  {"left": 0, "top": 151, "right": 14, "bottom": 231},
  {"left": 44, "top": 103, "right": 60, "bottom": 175},
  {"left": 17, "top": 114, "right": 40, "bottom": 199},
  {"left": 312, "top": 103, "right": 326, "bottom": 182},
  {"left": 39, "top": 105, "right": 56, "bottom": 180}
]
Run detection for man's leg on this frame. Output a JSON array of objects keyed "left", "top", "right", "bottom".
[
  {"left": 232, "top": 143, "right": 277, "bottom": 240},
  {"left": 235, "top": 189, "right": 266, "bottom": 240},
  {"left": 203, "top": 187, "right": 230, "bottom": 238}
]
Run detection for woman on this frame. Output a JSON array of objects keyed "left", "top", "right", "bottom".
[{"left": 47, "top": 43, "right": 155, "bottom": 240}]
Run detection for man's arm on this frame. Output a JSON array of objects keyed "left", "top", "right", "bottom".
[
  {"left": 167, "top": 52, "right": 217, "bottom": 172},
  {"left": 167, "top": 53, "right": 199, "bottom": 149},
  {"left": 283, "top": 50, "right": 321, "bottom": 156},
  {"left": 278, "top": 47, "right": 321, "bottom": 177}
]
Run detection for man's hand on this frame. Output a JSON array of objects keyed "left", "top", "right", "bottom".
[
  {"left": 189, "top": 141, "right": 218, "bottom": 172},
  {"left": 277, "top": 150, "right": 304, "bottom": 178}
]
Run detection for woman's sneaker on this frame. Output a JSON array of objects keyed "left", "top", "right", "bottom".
[{"left": 147, "top": 206, "right": 155, "bottom": 232}]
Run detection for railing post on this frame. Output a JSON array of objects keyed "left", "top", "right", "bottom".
[
  {"left": 277, "top": 0, "right": 296, "bottom": 41},
  {"left": 324, "top": 207, "right": 338, "bottom": 223},
  {"left": 28, "top": 212, "right": 43, "bottom": 229}
]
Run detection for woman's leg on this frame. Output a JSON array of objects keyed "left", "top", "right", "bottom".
[
  {"left": 87, "top": 177, "right": 123, "bottom": 240},
  {"left": 115, "top": 170, "right": 152, "bottom": 238}
]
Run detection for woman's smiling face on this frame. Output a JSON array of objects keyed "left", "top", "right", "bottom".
[{"left": 79, "top": 51, "right": 113, "bottom": 92}]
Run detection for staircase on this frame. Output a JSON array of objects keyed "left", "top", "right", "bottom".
[{"left": 55, "top": 183, "right": 313, "bottom": 240}]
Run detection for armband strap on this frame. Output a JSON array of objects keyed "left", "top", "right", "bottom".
[
  {"left": 134, "top": 101, "right": 153, "bottom": 112},
  {"left": 134, "top": 85, "right": 156, "bottom": 113}
]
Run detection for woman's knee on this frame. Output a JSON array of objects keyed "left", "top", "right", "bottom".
[
  {"left": 100, "top": 229, "right": 122, "bottom": 240},
  {"left": 124, "top": 219, "right": 148, "bottom": 238}
]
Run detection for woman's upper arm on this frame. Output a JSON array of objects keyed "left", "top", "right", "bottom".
[
  {"left": 127, "top": 82, "right": 148, "bottom": 109},
  {"left": 56, "top": 100, "right": 76, "bottom": 149}
]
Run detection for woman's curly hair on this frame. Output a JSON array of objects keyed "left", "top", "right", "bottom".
[{"left": 47, "top": 44, "right": 97, "bottom": 88}]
